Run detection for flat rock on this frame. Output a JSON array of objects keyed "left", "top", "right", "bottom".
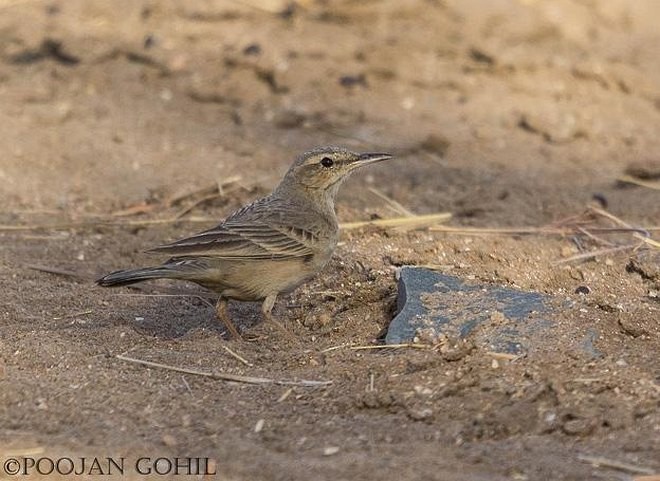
[{"left": 387, "top": 267, "right": 596, "bottom": 356}]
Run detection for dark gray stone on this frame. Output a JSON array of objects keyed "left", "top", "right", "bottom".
[{"left": 386, "top": 267, "right": 559, "bottom": 355}]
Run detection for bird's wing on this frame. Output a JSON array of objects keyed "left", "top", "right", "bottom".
[{"left": 147, "top": 221, "right": 317, "bottom": 260}]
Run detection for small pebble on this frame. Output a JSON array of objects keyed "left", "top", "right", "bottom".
[
  {"left": 562, "top": 418, "right": 593, "bottom": 436},
  {"left": 420, "top": 133, "right": 451, "bottom": 156},
  {"left": 339, "top": 74, "right": 367, "bottom": 88},
  {"left": 254, "top": 419, "right": 265, "bottom": 433},
  {"left": 575, "top": 285, "right": 591, "bottom": 295},
  {"left": 272, "top": 109, "right": 305, "bottom": 129},
  {"left": 413, "top": 385, "right": 432, "bottom": 396},
  {"left": 243, "top": 43, "right": 261, "bottom": 56},
  {"left": 162, "top": 434, "right": 177, "bottom": 447},
  {"left": 591, "top": 193, "right": 608, "bottom": 208},
  {"left": 323, "top": 446, "right": 340, "bottom": 456},
  {"left": 407, "top": 407, "right": 433, "bottom": 421},
  {"left": 144, "top": 34, "right": 156, "bottom": 49}
]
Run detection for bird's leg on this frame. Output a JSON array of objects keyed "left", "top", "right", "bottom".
[
  {"left": 215, "top": 297, "right": 242, "bottom": 340},
  {"left": 261, "top": 294, "right": 291, "bottom": 337}
]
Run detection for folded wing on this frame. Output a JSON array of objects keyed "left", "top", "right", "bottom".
[{"left": 147, "top": 221, "right": 317, "bottom": 260}]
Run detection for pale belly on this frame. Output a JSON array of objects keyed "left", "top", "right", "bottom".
[{"left": 196, "top": 254, "right": 331, "bottom": 302}]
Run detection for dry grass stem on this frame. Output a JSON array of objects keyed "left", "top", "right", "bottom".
[
  {"left": 617, "top": 175, "right": 660, "bottom": 191},
  {"left": 1, "top": 447, "right": 45, "bottom": 457},
  {"left": 577, "top": 455, "right": 654, "bottom": 475},
  {"left": 576, "top": 226, "right": 615, "bottom": 247},
  {"left": 367, "top": 187, "right": 416, "bottom": 217},
  {"left": 635, "top": 233, "right": 660, "bottom": 249},
  {"left": 430, "top": 226, "right": 565, "bottom": 236},
  {"left": 174, "top": 177, "right": 244, "bottom": 219},
  {"left": 116, "top": 354, "right": 332, "bottom": 387},
  {"left": 320, "top": 343, "right": 356, "bottom": 353},
  {"left": 26, "top": 264, "right": 90, "bottom": 280},
  {"left": 229, "top": 0, "right": 292, "bottom": 14},
  {"left": 348, "top": 343, "right": 432, "bottom": 351},
  {"left": 553, "top": 244, "right": 640, "bottom": 265},
  {"left": 166, "top": 183, "right": 217, "bottom": 206},
  {"left": 321, "top": 343, "right": 431, "bottom": 353},
  {"left": 181, "top": 376, "right": 194, "bottom": 396},
  {"left": 0, "top": 216, "right": 218, "bottom": 232},
  {"left": 15, "top": 234, "right": 69, "bottom": 240},
  {"left": 588, "top": 206, "right": 634, "bottom": 229},
  {"left": 173, "top": 193, "right": 224, "bottom": 219},
  {"left": 429, "top": 207, "right": 658, "bottom": 261},
  {"left": 340, "top": 213, "right": 451, "bottom": 231},
  {"left": 166, "top": 176, "right": 242, "bottom": 207}
]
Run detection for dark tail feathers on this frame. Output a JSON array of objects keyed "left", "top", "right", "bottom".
[{"left": 96, "top": 266, "right": 177, "bottom": 287}]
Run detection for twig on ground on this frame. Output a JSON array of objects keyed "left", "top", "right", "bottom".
[
  {"left": 53, "top": 310, "right": 93, "bottom": 320},
  {"left": 485, "top": 351, "right": 521, "bottom": 361},
  {"left": 222, "top": 345, "right": 253, "bottom": 367},
  {"left": 111, "top": 202, "right": 157, "bottom": 217},
  {"left": 277, "top": 387, "right": 293, "bottom": 402},
  {"left": 116, "top": 354, "right": 331, "bottom": 387}
]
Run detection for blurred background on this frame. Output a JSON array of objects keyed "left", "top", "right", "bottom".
[{"left": 1, "top": 0, "right": 659, "bottom": 225}]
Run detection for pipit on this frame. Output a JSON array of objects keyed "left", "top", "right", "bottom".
[{"left": 97, "top": 146, "right": 393, "bottom": 339}]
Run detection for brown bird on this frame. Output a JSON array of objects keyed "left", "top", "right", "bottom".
[{"left": 97, "top": 146, "right": 393, "bottom": 339}]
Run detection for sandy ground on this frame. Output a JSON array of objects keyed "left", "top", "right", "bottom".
[{"left": 1, "top": 0, "right": 659, "bottom": 479}]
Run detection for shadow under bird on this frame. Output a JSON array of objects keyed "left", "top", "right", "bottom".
[{"left": 97, "top": 146, "right": 393, "bottom": 339}]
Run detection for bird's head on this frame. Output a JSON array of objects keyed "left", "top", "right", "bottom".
[{"left": 278, "top": 146, "right": 392, "bottom": 196}]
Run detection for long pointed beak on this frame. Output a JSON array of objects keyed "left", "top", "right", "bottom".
[{"left": 352, "top": 152, "right": 393, "bottom": 168}]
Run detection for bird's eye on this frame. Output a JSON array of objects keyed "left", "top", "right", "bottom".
[{"left": 320, "top": 157, "right": 334, "bottom": 168}]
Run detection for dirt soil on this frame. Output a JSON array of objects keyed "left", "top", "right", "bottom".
[{"left": 1, "top": 0, "right": 659, "bottom": 479}]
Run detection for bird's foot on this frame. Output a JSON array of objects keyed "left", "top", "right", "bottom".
[{"left": 216, "top": 298, "right": 243, "bottom": 341}]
